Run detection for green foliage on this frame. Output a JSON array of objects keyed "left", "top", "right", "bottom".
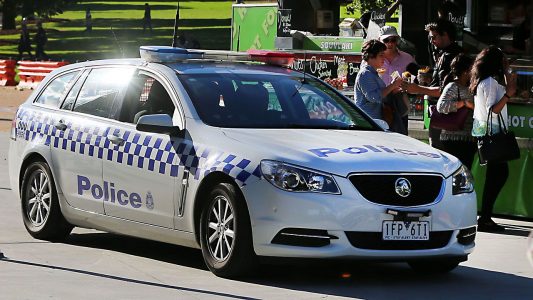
[
  {"left": 0, "top": 1, "right": 233, "bottom": 61},
  {"left": 21, "top": 0, "right": 80, "bottom": 18},
  {"left": 346, "top": 0, "right": 394, "bottom": 15}
]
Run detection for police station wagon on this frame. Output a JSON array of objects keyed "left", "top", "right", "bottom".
[{"left": 9, "top": 46, "right": 477, "bottom": 277}]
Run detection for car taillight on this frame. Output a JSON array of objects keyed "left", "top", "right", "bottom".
[{"left": 10, "top": 108, "right": 18, "bottom": 141}]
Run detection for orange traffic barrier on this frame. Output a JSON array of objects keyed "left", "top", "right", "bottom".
[
  {"left": 0, "top": 60, "right": 17, "bottom": 86},
  {"left": 17, "top": 61, "right": 69, "bottom": 90}
]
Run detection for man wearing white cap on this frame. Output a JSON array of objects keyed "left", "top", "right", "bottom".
[
  {"left": 376, "top": 25, "right": 415, "bottom": 87},
  {"left": 364, "top": 25, "right": 414, "bottom": 133}
]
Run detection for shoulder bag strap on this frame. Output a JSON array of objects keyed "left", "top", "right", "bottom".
[
  {"left": 496, "top": 108, "right": 508, "bottom": 133},
  {"left": 486, "top": 106, "right": 493, "bottom": 136}
]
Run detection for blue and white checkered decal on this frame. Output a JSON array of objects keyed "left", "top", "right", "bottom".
[{"left": 17, "top": 108, "right": 262, "bottom": 186}]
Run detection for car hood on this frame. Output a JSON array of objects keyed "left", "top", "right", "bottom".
[{"left": 221, "top": 128, "right": 461, "bottom": 177}]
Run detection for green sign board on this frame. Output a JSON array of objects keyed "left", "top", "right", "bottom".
[
  {"left": 507, "top": 103, "right": 533, "bottom": 138},
  {"left": 231, "top": 4, "right": 278, "bottom": 51},
  {"left": 424, "top": 100, "right": 533, "bottom": 139},
  {"left": 303, "top": 36, "right": 364, "bottom": 52}
]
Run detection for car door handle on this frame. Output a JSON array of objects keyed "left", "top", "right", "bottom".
[
  {"left": 107, "top": 134, "right": 124, "bottom": 146},
  {"left": 54, "top": 120, "right": 67, "bottom": 131}
]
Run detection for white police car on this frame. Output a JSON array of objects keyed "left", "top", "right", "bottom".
[{"left": 9, "top": 46, "right": 477, "bottom": 277}]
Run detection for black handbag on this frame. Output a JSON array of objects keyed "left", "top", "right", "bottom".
[{"left": 477, "top": 108, "right": 520, "bottom": 164}]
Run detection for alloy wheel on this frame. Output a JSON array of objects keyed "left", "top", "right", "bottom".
[
  {"left": 206, "top": 195, "right": 235, "bottom": 262},
  {"left": 25, "top": 169, "right": 51, "bottom": 227}
]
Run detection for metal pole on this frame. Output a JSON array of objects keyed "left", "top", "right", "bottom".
[{"left": 171, "top": 1, "right": 180, "bottom": 47}]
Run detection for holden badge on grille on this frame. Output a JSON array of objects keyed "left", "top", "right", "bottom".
[{"left": 395, "top": 178, "right": 411, "bottom": 197}]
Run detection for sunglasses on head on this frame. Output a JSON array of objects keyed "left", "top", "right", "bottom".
[{"left": 383, "top": 37, "right": 398, "bottom": 43}]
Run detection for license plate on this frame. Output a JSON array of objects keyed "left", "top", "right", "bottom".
[{"left": 382, "top": 221, "right": 430, "bottom": 241}]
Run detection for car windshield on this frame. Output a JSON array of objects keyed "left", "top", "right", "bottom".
[{"left": 179, "top": 72, "right": 378, "bottom": 130}]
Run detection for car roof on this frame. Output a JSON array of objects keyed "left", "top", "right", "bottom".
[
  {"left": 59, "top": 58, "right": 145, "bottom": 71},
  {"left": 57, "top": 58, "right": 300, "bottom": 77}
]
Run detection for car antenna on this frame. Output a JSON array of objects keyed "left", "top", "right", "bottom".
[
  {"left": 236, "top": 25, "right": 241, "bottom": 51},
  {"left": 172, "top": 1, "right": 180, "bottom": 47},
  {"left": 110, "top": 27, "right": 125, "bottom": 58},
  {"left": 302, "top": 50, "right": 307, "bottom": 83}
]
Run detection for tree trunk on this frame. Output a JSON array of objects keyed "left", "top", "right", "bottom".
[
  {"left": 22, "top": 0, "right": 35, "bottom": 19},
  {"left": 2, "top": 0, "right": 17, "bottom": 30}
]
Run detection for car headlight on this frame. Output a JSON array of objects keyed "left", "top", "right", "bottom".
[
  {"left": 260, "top": 160, "right": 340, "bottom": 194},
  {"left": 452, "top": 165, "right": 474, "bottom": 195}
]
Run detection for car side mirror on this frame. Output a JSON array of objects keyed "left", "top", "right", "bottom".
[
  {"left": 373, "top": 119, "right": 390, "bottom": 131},
  {"left": 136, "top": 114, "right": 181, "bottom": 136}
]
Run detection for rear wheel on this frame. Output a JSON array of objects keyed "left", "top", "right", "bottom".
[
  {"left": 21, "top": 161, "right": 73, "bottom": 241},
  {"left": 408, "top": 258, "right": 462, "bottom": 274},
  {"left": 199, "top": 183, "right": 257, "bottom": 278}
]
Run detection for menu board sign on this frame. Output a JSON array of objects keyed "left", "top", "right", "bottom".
[
  {"left": 277, "top": 9, "right": 292, "bottom": 37},
  {"left": 447, "top": 11, "right": 465, "bottom": 42},
  {"left": 371, "top": 8, "right": 387, "bottom": 27},
  {"left": 289, "top": 53, "right": 361, "bottom": 84}
]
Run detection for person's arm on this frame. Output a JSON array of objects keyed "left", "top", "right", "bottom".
[
  {"left": 382, "top": 77, "right": 402, "bottom": 98},
  {"left": 403, "top": 82, "right": 441, "bottom": 97},
  {"left": 491, "top": 73, "right": 517, "bottom": 114},
  {"left": 356, "top": 71, "right": 383, "bottom": 103},
  {"left": 358, "top": 71, "right": 384, "bottom": 103},
  {"left": 436, "top": 83, "right": 457, "bottom": 113}
]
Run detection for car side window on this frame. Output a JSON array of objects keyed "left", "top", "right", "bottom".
[
  {"left": 73, "top": 67, "right": 134, "bottom": 118},
  {"left": 299, "top": 84, "right": 352, "bottom": 124},
  {"left": 119, "top": 73, "right": 175, "bottom": 124},
  {"left": 61, "top": 70, "right": 88, "bottom": 111},
  {"left": 34, "top": 71, "right": 79, "bottom": 107}
]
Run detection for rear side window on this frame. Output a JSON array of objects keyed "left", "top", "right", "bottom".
[
  {"left": 73, "top": 67, "right": 134, "bottom": 118},
  {"left": 118, "top": 74, "right": 175, "bottom": 124},
  {"left": 61, "top": 70, "right": 88, "bottom": 111},
  {"left": 34, "top": 71, "right": 79, "bottom": 107}
]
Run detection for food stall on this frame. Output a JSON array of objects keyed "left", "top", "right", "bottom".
[
  {"left": 230, "top": 0, "right": 365, "bottom": 94},
  {"left": 231, "top": 0, "right": 532, "bottom": 219}
]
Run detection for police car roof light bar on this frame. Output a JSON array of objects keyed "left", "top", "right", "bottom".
[
  {"left": 198, "top": 49, "right": 251, "bottom": 62},
  {"left": 140, "top": 46, "right": 294, "bottom": 67},
  {"left": 247, "top": 50, "right": 295, "bottom": 67},
  {"left": 140, "top": 46, "right": 204, "bottom": 63}
]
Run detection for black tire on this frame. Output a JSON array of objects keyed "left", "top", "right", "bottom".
[
  {"left": 408, "top": 258, "right": 462, "bottom": 274},
  {"left": 21, "top": 160, "right": 73, "bottom": 241},
  {"left": 199, "top": 183, "right": 257, "bottom": 278}
]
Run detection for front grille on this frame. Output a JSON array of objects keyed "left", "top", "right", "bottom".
[
  {"left": 349, "top": 174, "right": 443, "bottom": 206},
  {"left": 346, "top": 231, "right": 453, "bottom": 250}
]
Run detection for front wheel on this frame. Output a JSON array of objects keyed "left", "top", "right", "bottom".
[
  {"left": 21, "top": 161, "right": 73, "bottom": 241},
  {"left": 199, "top": 183, "right": 257, "bottom": 278}
]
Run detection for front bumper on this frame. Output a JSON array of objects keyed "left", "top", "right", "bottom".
[{"left": 242, "top": 173, "right": 477, "bottom": 259}]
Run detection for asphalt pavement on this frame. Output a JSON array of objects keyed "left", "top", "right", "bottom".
[{"left": 1, "top": 131, "right": 533, "bottom": 299}]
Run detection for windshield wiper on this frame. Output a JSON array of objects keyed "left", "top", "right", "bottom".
[{"left": 284, "top": 123, "right": 370, "bottom": 130}]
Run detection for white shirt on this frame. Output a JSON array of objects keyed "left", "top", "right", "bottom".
[{"left": 472, "top": 77, "right": 508, "bottom": 136}]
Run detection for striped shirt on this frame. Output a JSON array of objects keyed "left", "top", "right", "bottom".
[
  {"left": 436, "top": 81, "right": 475, "bottom": 142},
  {"left": 354, "top": 64, "right": 385, "bottom": 119}
]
